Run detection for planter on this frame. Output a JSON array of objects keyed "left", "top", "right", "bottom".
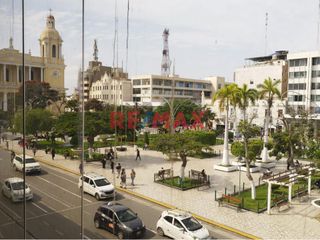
[
  {"left": 214, "top": 164, "right": 237, "bottom": 172},
  {"left": 116, "top": 147, "right": 127, "bottom": 152}
]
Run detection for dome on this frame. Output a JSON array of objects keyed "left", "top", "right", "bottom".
[{"left": 39, "top": 14, "right": 62, "bottom": 42}]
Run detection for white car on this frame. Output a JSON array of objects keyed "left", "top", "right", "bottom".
[
  {"left": 2, "top": 177, "right": 33, "bottom": 202},
  {"left": 78, "top": 172, "right": 115, "bottom": 200},
  {"left": 12, "top": 154, "right": 41, "bottom": 174},
  {"left": 156, "top": 210, "right": 210, "bottom": 240}
]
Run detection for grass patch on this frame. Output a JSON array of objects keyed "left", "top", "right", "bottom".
[{"left": 157, "top": 176, "right": 202, "bottom": 190}]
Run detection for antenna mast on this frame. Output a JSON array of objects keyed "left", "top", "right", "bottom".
[
  {"left": 264, "top": 12, "right": 268, "bottom": 55},
  {"left": 317, "top": 0, "right": 320, "bottom": 48},
  {"left": 125, "top": 0, "right": 130, "bottom": 72},
  {"left": 161, "top": 28, "right": 171, "bottom": 76},
  {"left": 93, "top": 39, "right": 98, "bottom": 61},
  {"left": 9, "top": 0, "right": 14, "bottom": 48}
]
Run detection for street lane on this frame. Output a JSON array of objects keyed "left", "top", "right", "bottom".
[{"left": 0, "top": 148, "right": 242, "bottom": 239}]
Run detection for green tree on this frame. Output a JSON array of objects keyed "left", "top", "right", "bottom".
[
  {"left": 17, "top": 81, "right": 60, "bottom": 109},
  {"left": 233, "top": 120, "right": 261, "bottom": 199},
  {"left": 213, "top": 83, "right": 239, "bottom": 166},
  {"left": 258, "top": 77, "right": 281, "bottom": 162},
  {"left": 237, "top": 84, "right": 258, "bottom": 121},
  {"left": 85, "top": 98, "right": 104, "bottom": 112},
  {"left": 152, "top": 131, "right": 206, "bottom": 180},
  {"left": 65, "top": 98, "right": 80, "bottom": 112},
  {"left": 14, "top": 109, "right": 55, "bottom": 140}
]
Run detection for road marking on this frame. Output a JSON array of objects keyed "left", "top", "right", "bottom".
[
  {"left": 147, "top": 228, "right": 157, "bottom": 234},
  {"left": 36, "top": 176, "right": 92, "bottom": 203},
  {"left": 47, "top": 170, "right": 78, "bottom": 185},
  {"left": 30, "top": 184, "right": 73, "bottom": 208},
  {"left": 0, "top": 199, "right": 21, "bottom": 219},
  {"left": 31, "top": 202, "right": 48, "bottom": 214},
  {"left": 43, "top": 220, "right": 50, "bottom": 226},
  {"left": 55, "top": 229, "right": 64, "bottom": 236}
]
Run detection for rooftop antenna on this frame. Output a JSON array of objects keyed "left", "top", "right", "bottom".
[
  {"left": 9, "top": 0, "right": 14, "bottom": 49},
  {"left": 93, "top": 39, "right": 98, "bottom": 61},
  {"left": 112, "top": 0, "right": 118, "bottom": 68},
  {"left": 264, "top": 12, "right": 268, "bottom": 55},
  {"left": 125, "top": 0, "right": 130, "bottom": 72},
  {"left": 161, "top": 28, "right": 171, "bottom": 76},
  {"left": 172, "top": 58, "right": 175, "bottom": 76},
  {"left": 317, "top": 0, "right": 320, "bottom": 48}
]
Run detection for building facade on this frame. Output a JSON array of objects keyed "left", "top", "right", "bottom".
[
  {"left": 233, "top": 51, "right": 288, "bottom": 128},
  {"left": 287, "top": 51, "right": 320, "bottom": 115},
  {"left": 131, "top": 74, "right": 214, "bottom": 107},
  {"left": 0, "top": 13, "right": 65, "bottom": 112}
]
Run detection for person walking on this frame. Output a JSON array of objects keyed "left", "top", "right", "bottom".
[
  {"left": 110, "top": 160, "right": 114, "bottom": 173},
  {"left": 116, "top": 163, "right": 121, "bottom": 178},
  {"left": 130, "top": 169, "right": 136, "bottom": 186},
  {"left": 32, "top": 146, "right": 37, "bottom": 156},
  {"left": 10, "top": 151, "right": 15, "bottom": 163},
  {"left": 120, "top": 169, "right": 127, "bottom": 189},
  {"left": 51, "top": 148, "right": 56, "bottom": 160},
  {"left": 135, "top": 148, "right": 141, "bottom": 161},
  {"left": 101, "top": 157, "right": 107, "bottom": 169},
  {"left": 45, "top": 146, "right": 49, "bottom": 154}
]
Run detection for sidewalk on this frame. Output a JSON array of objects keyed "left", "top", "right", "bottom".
[{"left": 2, "top": 138, "right": 320, "bottom": 239}]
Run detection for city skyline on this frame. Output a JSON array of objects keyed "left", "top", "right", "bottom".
[{"left": 0, "top": 0, "right": 319, "bottom": 94}]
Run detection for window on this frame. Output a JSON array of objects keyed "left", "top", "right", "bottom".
[
  {"left": 52, "top": 45, "right": 56, "bottom": 58},
  {"left": 312, "top": 70, "right": 320, "bottom": 78},
  {"left": 173, "top": 219, "right": 184, "bottom": 229},
  {"left": 6, "top": 68, "right": 9, "bottom": 82},
  {"left": 133, "top": 88, "right": 141, "bottom": 94},
  {"left": 250, "top": 80, "right": 254, "bottom": 85},
  {"left": 289, "top": 58, "right": 307, "bottom": 67},
  {"left": 312, "top": 57, "right": 320, "bottom": 65},
  {"left": 164, "top": 216, "right": 173, "bottom": 224}
]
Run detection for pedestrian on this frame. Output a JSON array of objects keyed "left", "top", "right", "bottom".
[
  {"left": 130, "top": 169, "right": 136, "bottom": 186},
  {"left": 10, "top": 151, "right": 15, "bottom": 162},
  {"left": 32, "top": 146, "right": 37, "bottom": 156},
  {"left": 79, "top": 162, "right": 83, "bottom": 174},
  {"left": 110, "top": 160, "right": 114, "bottom": 173},
  {"left": 120, "top": 169, "right": 127, "bottom": 189},
  {"left": 135, "top": 148, "right": 141, "bottom": 161},
  {"left": 116, "top": 163, "right": 121, "bottom": 178},
  {"left": 6, "top": 141, "right": 8, "bottom": 149},
  {"left": 45, "top": 146, "right": 49, "bottom": 154},
  {"left": 51, "top": 148, "right": 56, "bottom": 160},
  {"left": 101, "top": 157, "right": 107, "bottom": 169}
]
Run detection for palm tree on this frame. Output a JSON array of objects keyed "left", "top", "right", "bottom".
[
  {"left": 213, "top": 83, "right": 238, "bottom": 166},
  {"left": 237, "top": 84, "right": 258, "bottom": 199},
  {"left": 258, "top": 77, "right": 281, "bottom": 163}
]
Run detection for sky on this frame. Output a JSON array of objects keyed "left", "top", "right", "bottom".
[{"left": 0, "top": 0, "right": 319, "bottom": 95}]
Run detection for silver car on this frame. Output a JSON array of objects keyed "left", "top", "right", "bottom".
[{"left": 2, "top": 177, "right": 33, "bottom": 202}]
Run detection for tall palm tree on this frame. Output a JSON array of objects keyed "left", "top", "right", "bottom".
[
  {"left": 213, "top": 83, "right": 238, "bottom": 166},
  {"left": 258, "top": 77, "right": 281, "bottom": 162},
  {"left": 237, "top": 84, "right": 258, "bottom": 199}
]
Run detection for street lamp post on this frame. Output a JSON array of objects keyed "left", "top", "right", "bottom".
[{"left": 238, "top": 156, "right": 242, "bottom": 195}]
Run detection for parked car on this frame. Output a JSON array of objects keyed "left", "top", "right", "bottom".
[
  {"left": 1, "top": 177, "right": 33, "bottom": 202},
  {"left": 156, "top": 209, "right": 210, "bottom": 240},
  {"left": 78, "top": 172, "right": 115, "bottom": 200},
  {"left": 12, "top": 154, "right": 41, "bottom": 174},
  {"left": 94, "top": 202, "right": 145, "bottom": 239}
]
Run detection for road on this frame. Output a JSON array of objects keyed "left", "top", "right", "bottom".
[{"left": 0, "top": 148, "right": 243, "bottom": 239}]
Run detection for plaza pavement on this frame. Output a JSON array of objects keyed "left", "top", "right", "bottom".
[{"left": 2, "top": 137, "right": 320, "bottom": 239}]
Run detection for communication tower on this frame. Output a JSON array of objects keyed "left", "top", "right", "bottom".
[{"left": 161, "top": 28, "right": 171, "bottom": 76}]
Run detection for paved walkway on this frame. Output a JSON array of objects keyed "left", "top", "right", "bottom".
[{"left": 1, "top": 137, "right": 320, "bottom": 239}]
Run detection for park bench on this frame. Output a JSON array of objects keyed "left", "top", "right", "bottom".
[
  {"left": 273, "top": 196, "right": 290, "bottom": 212},
  {"left": 218, "top": 194, "right": 241, "bottom": 212},
  {"left": 154, "top": 168, "right": 173, "bottom": 182},
  {"left": 294, "top": 188, "right": 308, "bottom": 202},
  {"left": 189, "top": 169, "right": 210, "bottom": 189}
]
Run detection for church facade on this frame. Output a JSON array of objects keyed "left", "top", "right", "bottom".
[{"left": 0, "top": 13, "right": 65, "bottom": 112}]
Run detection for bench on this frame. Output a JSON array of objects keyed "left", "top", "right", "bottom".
[
  {"left": 218, "top": 194, "right": 241, "bottom": 212},
  {"left": 294, "top": 189, "right": 308, "bottom": 202},
  {"left": 154, "top": 169, "right": 173, "bottom": 181},
  {"left": 273, "top": 197, "right": 290, "bottom": 212},
  {"left": 190, "top": 170, "right": 209, "bottom": 183}
]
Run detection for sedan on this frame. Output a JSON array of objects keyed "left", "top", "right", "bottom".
[{"left": 2, "top": 177, "right": 33, "bottom": 202}]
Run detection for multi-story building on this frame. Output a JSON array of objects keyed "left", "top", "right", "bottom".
[
  {"left": 0, "top": 13, "right": 65, "bottom": 112},
  {"left": 233, "top": 51, "right": 288, "bottom": 129},
  {"left": 89, "top": 69, "right": 132, "bottom": 105},
  {"left": 131, "top": 74, "right": 214, "bottom": 107},
  {"left": 287, "top": 50, "right": 320, "bottom": 115}
]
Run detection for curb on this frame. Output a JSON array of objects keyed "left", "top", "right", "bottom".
[{"left": 2, "top": 146, "right": 260, "bottom": 239}]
